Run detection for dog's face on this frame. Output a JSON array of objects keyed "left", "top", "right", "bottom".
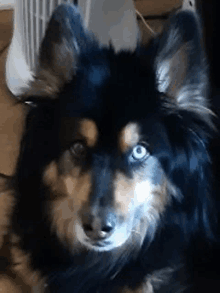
[
  {"left": 18, "top": 5, "right": 214, "bottom": 254},
  {"left": 41, "top": 51, "right": 170, "bottom": 252}
]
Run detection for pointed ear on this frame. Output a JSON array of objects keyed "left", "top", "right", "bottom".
[
  {"left": 155, "top": 10, "right": 212, "bottom": 125},
  {"left": 23, "top": 4, "right": 93, "bottom": 99}
]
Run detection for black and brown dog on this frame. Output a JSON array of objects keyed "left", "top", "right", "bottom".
[{"left": 0, "top": 3, "right": 217, "bottom": 292}]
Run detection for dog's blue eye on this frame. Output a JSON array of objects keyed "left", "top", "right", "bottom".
[{"left": 130, "top": 144, "right": 149, "bottom": 162}]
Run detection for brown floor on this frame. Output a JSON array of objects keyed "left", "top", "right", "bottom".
[
  {"left": 0, "top": 10, "right": 25, "bottom": 177},
  {"left": 0, "top": 9, "right": 35, "bottom": 293}
]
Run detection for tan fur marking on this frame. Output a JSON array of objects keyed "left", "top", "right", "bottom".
[
  {"left": 63, "top": 172, "right": 91, "bottom": 205},
  {"left": 49, "top": 172, "right": 91, "bottom": 246},
  {"left": 43, "top": 161, "right": 58, "bottom": 187},
  {"left": 114, "top": 172, "right": 169, "bottom": 224},
  {"left": 114, "top": 173, "right": 136, "bottom": 216},
  {"left": 50, "top": 197, "right": 75, "bottom": 243},
  {"left": 152, "top": 179, "right": 170, "bottom": 214},
  {"left": 80, "top": 119, "right": 98, "bottom": 147},
  {"left": 119, "top": 123, "right": 140, "bottom": 153},
  {"left": 43, "top": 160, "right": 71, "bottom": 199},
  {"left": 10, "top": 234, "right": 46, "bottom": 291},
  {"left": 113, "top": 171, "right": 170, "bottom": 254}
]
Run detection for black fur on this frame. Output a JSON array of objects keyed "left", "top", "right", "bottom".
[{"left": 11, "top": 4, "right": 216, "bottom": 292}]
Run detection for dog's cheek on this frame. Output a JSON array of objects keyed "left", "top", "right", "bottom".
[
  {"left": 134, "top": 179, "right": 155, "bottom": 206},
  {"left": 142, "top": 179, "right": 170, "bottom": 215},
  {"left": 114, "top": 172, "right": 168, "bottom": 217},
  {"left": 49, "top": 195, "right": 76, "bottom": 246},
  {"left": 113, "top": 173, "right": 155, "bottom": 244},
  {"left": 63, "top": 172, "right": 92, "bottom": 208},
  {"left": 47, "top": 171, "right": 92, "bottom": 248},
  {"left": 114, "top": 171, "right": 170, "bottom": 247},
  {"left": 114, "top": 173, "right": 136, "bottom": 217}
]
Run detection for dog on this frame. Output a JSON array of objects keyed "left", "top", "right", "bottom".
[{"left": 2, "top": 3, "right": 216, "bottom": 292}]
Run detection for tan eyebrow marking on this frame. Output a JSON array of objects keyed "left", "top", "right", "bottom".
[
  {"left": 119, "top": 123, "right": 140, "bottom": 153},
  {"left": 80, "top": 119, "right": 98, "bottom": 147}
]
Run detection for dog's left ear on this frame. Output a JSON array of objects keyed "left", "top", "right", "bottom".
[
  {"left": 155, "top": 10, "right": 212, "bottom": 126},
  {"left": 22, "top": 4, "right": 93, "bottom": 100},
  {"left": 156, "top": 11, "right": 216, "bottom": 241}
]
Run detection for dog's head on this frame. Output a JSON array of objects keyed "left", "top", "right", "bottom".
[{"left": 16, "top": 4, "right": 214, "bottom": 253}]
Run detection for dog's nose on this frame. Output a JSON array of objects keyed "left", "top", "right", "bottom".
[{"left": 82, "top": 211, "right": 116, "bottom": 240}]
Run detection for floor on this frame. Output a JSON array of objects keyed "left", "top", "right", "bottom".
[{"left": 0, "top": 10, "right": 25, "bottom": 177}]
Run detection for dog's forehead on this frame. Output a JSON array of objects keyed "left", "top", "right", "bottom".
[
  {"left": 60, "top": 49, "right": 159, "bottom": 125},
  {"left": 60, "top": 50, "right": 159, "bottom": 150},
  {"left": 87, "top": 64, "right": 109, "bottom": 87},
  {"left": 77, "top": 118, "right": 140, "bottom": 152}
]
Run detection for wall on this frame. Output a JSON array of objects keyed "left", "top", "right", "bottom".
[{"left": 0, "top": 0, "right": 15, "bottom": 10}]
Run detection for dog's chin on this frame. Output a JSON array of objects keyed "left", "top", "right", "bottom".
[{"left": 75, "top": 222, "right": 131, "bottom": 252}]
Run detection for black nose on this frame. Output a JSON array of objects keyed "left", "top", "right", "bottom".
[{"left": 82, "top": 211, "right": 116, "bottom": 240}]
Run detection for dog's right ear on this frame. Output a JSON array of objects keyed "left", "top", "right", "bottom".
[{"left": 22, "top": 4, "right": 93, "bottom": 100}]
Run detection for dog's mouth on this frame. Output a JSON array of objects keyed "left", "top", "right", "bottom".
[{"left": 86, "top": 239, "right": 111, "bottom": 248}]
